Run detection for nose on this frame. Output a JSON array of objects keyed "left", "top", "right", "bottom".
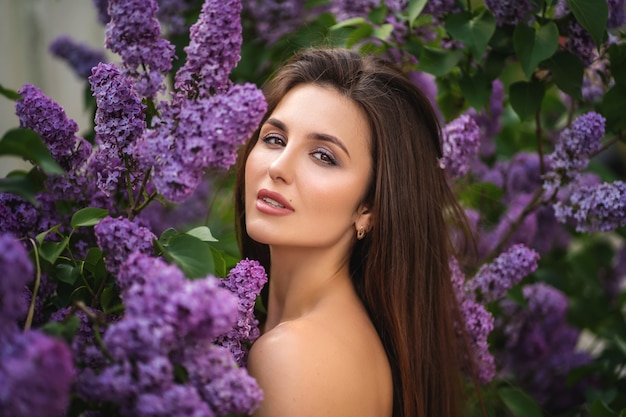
[{"left": 268, "top": 146, "right": 295, "bottom": 184}]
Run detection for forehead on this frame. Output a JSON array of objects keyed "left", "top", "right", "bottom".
[{"left": 267, "top": 83, "right": 372, "bottom": 149}]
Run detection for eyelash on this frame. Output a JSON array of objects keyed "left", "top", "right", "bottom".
[{"left": 260, "top": 134, "right": 338, "bottom": 166}]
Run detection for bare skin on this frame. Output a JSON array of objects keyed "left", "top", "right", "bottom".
[{"left": 245, "top": 85, "right": 393, "bottom": 417}]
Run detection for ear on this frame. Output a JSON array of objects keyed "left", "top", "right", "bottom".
[{"left": 354, "top": 203, "right": 373, "bottom": 233}]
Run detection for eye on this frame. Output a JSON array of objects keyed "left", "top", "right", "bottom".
[
  {"left": 311, "top": 148, "right": 338, "bottom": 166},
  {"left": 261, "top": 134, "right": 286, "bottom": 147}
]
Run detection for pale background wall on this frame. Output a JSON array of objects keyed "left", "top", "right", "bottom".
[{"left": 0, "top": 0, "right": 107, "bottom": 176}]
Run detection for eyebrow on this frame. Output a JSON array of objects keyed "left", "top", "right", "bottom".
[{"left": 264, "top": 117, "right": 351, "bottom": 158}]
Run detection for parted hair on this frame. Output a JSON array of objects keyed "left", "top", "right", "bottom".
[{"left": 235, "top": 47, "right": 468, "bottom": 417}]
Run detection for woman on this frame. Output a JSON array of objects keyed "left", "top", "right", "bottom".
[{"left": 234, "top": 48, "right": 469, "bottom": 417}]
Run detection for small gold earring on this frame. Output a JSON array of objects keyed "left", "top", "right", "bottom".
[{"left": 357, "top": 227, "right": 366, "bottom": 239}]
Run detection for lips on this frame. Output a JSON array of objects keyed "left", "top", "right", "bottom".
[{"left": 257, "top": 189, "right": 294, "bottom": 212}]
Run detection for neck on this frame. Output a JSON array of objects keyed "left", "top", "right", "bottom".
[{"left": 263, "top": 245, "right": 353, "bottom": 331}]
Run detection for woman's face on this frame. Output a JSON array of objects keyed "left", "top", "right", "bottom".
[{"left": 244, "top": 83, "right": 373, "bottom": 252}]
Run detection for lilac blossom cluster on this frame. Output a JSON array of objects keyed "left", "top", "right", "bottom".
[
  {"left": 543, "top": 112, "right": 605, "bottom": 195},
  {"left": 498, "top": 283, "right": 592, "bottom": 412},
  {"left": 15, "top": 84, "right": 91, "bottom": 172},
  {"left": 104, "top": 0, "right": 175, "bottom": 97},
  {"left": 94, "top": 216, "right": 156, "bottom": 276},
  {"left": 78, "top": 253, "right": 263, "bottom": 416},
  {"left": 553, "top": 180, "right": 626, "bottom": 232},
  {"left": 49, "top": 35, "right": 107, "bottom": 79},
  {"left": 175, "top": 0, "right": 243, "bottom": 95},
  {"left": 485, "top": 0, "right": 534, "bottom": 26},
  {"left": 566, "top": 20, "right": 597, "bottom": 67},
  {"left": 449, "top": 257, "right": 496, "bottom": 384},
  {"left": 243, "top": 0, "right": 307, "bottom": 44},
  {"left": 330, "top": 0, "right": 380, "bottom": 21},
  {"left": 139, "top": 79, "right": 266, "bottom": 203},
  {"left": 451, "top": 244, "right": 541, "bottom": 383},
  {"left": 439, "top": 114, "right": 480, "bottom": 179},
  {"left": 0, "top": 233, "right": 74, "bottom": 417},
  {"left": 88, "top": 63, "right": 146, "bottom": 195},
  {"left": 216, "top": 258, "right": 268, "bottom": 366},
  {"left": 422, "top": 0, "right": 458, "bottom": 18},
  {"left": 93, "top": 0, "right": 192, "bottom": 34},
  {"left": 468, "top": 244, "right": 540, "bottom": 303}
]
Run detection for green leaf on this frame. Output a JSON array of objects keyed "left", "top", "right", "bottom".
[
  {"left": 71, "top": 207, "right": 109, "bottom": 228},
  {"left": 186, "top": 226, "right": 219, "bottom": 242},
  {"left": 345, "top": 24, "right": 374, "bottom": 49},
  {"left": 459, "top": 72, "right": 492, "bottom": 110},
  {"left": 39, "top": 236, "right": 70, "bottom": 264},
  {"left": 509, "top": 80, "right": 545, "bottom": 120},
  {"left": 590, "top": 400, "right": 618, "bottom": 417},
  {"left": 418, "top": 47, "right": 464, "bottom": 76},
  {"left": 445, "top": 9, "right": 496, "bottom": 58},
  {"left": 601, "top": 84, "right": 626, "bottom": 131},
  {"left": 372, "top": 23, "right": 394, "bottom": 41},
  {"left": 0, "top": 83, "right": 21, "bottom": 100},
  {"left": 609, "top": 43, "right": 626, "bottom": 86},
  {"left": 36, "top": 224, "right": 62, "bottom": 245},
  {"left": 41, "top": 315, "right": 80, "bottom": 344},
  {"left": 0, "top": 128, "right": 64, "bottom": 175},
  {"left": 566, "top": 0, "right": 608, "bottom": 48},
  {"left": 159, "top": 227, "right": 178, "bottom": 244},
  {"left": 329, "top": 16, "right": 367, "bottom": 30},
  {"left": 85, "top": 247, "right": 104, "bottom": 265},
  {"left": 514, "top": 22, "right": 559, "bottom": 79},
  {"left": 408, "top": 0, "right": 428, "bottom": 28},
  {"left": 498, "top": 387, "right": 544, "bottom": 417},
  {"left": 55, "top": 263, "right": 81, "bottom": 285},
  {"left": 161, "top": 234, "right": 215, "bottom": 279},
  {"left": 209, "top": 246, "right": 227, "bottom": 278},
  {"left": 0, "top": 172, "right": 40, "bottom": 205},
  {"left": 548, "top": 51, "right": 583, "bottom": 99}
]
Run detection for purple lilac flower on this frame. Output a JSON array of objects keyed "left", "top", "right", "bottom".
[
  {"left": 105, "top": 0, "right": 175, "bottom": 97},
  {"left": 155, "top": 0, "right": 193, "bottom": 35},
  {"left": 50, "top": 307, "right": 110, "bottom": 369},
  {"left": 139, "top": 83, "right": 266, "bottom": 203},
  {"left": 544, "top": 112, "right": 605, "bottom": 194},
  {"left": 0, "top": 233, "right": 33, "bottom": 332},
  {"left": 243, "top": 0, "right": 307, "bottom": 44},
  {"left": 216, "top": 259, "right": 268, "bottom": 365},
  {"left": 330, "top": 0, "right": 379, "bottom": 20},
  {"left": 94, "top": 216, "right": 156, "bottom": 276},
  {"left": 175, "top": 0, "right": 243, "bottom": 96},
  {"left": 0, "top": 330, "right": 74, "bottom": 417},
  {"left": 93, "top": 0, "right": 110, "bottom": 24},
  {"left": 608, "top": 0, "right": 626, "bottom": 28},
  {"left": 118, "top": 254, "right": 237, "bottom": 343},
  {"left": 499, "top": 283, "right": 591, "bottom": 411},
  {"left": 553, "top": 180, "right": 626, "bottom": 232},
  {"left": 81, "top": 253, "right": 261, "bottom": 416},
  {"left": 408, "top": 70, "right": 440, "bottom": 118},
  {"left": 468, "top": 79, "right": 504, "bottom": 157},
  {"left": 501, "top": 152, "right": 545, "bottom": 198},
  {"left": 566, "top": 20, "right": 597, "bottom": 67},
  {"left": 49, "top": 35, "right": 107, "bottom": 79},
  {"left": 459, "top": 300, "right": 495, "bottom": 384},
  {"left": 423, "top": 0, "right": 458, "bottom": 17},
  {"left": 15, "top": 84, "right": 89, "bottom": 171},
  {"left": 134, "top": 384, "right": 215, "bottom": 417},
  {"left": 449, "top": 256, "right": 496, "bottom": 383},
  {"left": 469, "top": 244, "right": 540, "bottom": 303},
  {"left": 89, "top": 63, "right": 146, "bottom": 156},
  {"left": 439, "top": 114, "right": 480, "bottom": 178},
  {"left": 485, "top": 0, "right": 533, "bottom": 26},
  {"left": 0, "top": 194, "right": 39, "bottom": 236},
  {"left": 88, "top": 62, "right": 146, "bottom": 194}
]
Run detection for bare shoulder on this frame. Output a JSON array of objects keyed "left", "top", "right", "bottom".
[{"left": 248, "top": 318, "right": 391, "bottom": 417}]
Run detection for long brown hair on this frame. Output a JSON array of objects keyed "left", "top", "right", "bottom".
[{"left": 235, "top": 48, "right": 467, "bottom": 417}]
